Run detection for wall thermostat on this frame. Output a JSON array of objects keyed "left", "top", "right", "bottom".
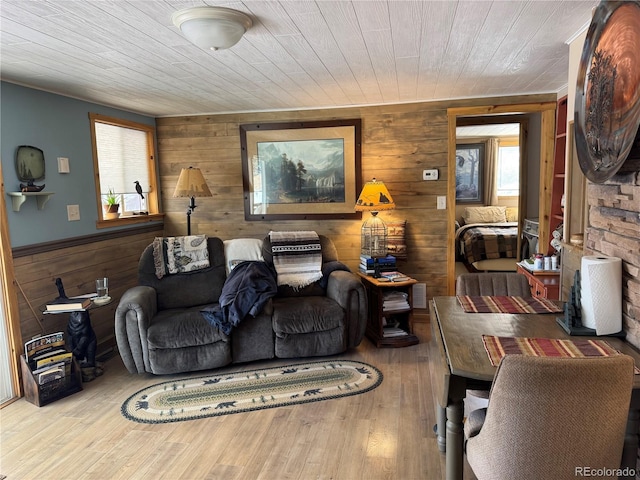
[{"left": 423, "top": 169, "right": 439, "bottom": 180}]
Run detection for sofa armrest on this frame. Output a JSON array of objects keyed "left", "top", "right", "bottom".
[
  {"left": 115, "top": 286, "right": 157, "bottom": 374},
  {"left": 326, "top": 270, "right": 367, "bottom": 347}
]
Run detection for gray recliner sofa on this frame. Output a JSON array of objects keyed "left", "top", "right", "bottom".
[{"left": 115, "top": 235, "right": 367, "bottom": 375}]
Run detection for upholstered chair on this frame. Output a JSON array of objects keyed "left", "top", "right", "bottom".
[
  {"left": 455, "top": 272, "right": 531, "bottom": 297},
  {"left": 455, "top": 271, "right": 532, "bottom": 406},
  {"left": 464, "top": 355, "right": 634, "bottom": 480}
]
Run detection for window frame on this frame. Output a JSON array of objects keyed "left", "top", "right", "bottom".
[
  {"left": 89, "top": 113, "right": 163, "bottom": 228},
  {"left": 496, "top": 137, "right": 520, "bottom": 198}
]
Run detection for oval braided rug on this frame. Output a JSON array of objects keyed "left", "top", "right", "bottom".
[{"left": 121, "top": 360, "right": 382, "bottom": 423}]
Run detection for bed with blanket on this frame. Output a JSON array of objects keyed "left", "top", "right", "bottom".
[{"left": 455, "top": 206, "right": 519, "bottom": 271}]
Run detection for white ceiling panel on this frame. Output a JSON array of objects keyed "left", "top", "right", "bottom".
[{"left": 0, "top": 0, "right": 597, "bottom": 117}]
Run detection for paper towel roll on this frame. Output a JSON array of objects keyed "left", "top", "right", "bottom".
[{"left": 580, "top": 256, "right": 622, "bottom": 335}]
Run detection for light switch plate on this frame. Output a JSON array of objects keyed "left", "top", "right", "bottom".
[
  {"left": 437, "top": 196, "right": 446, "bottom": 209},
  {"left": 67, "top": 204, "right": 80, "bottom": 221},
  {"left": 57, "top": 157, "right": 70, "bottom": 173}
]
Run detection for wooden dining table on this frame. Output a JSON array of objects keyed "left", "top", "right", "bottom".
[{"left": 429, "top": 295, "right": 640, "bottom": 480}]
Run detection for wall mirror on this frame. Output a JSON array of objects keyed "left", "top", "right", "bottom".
[{"left": 15, "top": 145, "right": 45, "bottom": 185}]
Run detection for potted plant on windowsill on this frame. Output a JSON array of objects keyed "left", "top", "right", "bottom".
[{"left": 103, "top": 189, "right": 120, "bottom": 220}]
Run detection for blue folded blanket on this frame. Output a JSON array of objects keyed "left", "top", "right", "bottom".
[
  {"left": 201, "top": 260, "right": 350, "bottom": 335},
  {"left": 201, "top": 261, "right": 277, "bottom": 335}
]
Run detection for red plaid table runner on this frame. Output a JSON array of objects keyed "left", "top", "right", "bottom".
[
  {"left": 457, "top": 295, "right": 562, "bottom": 314},
  {"left": 482, "top": 335, "right": 639, "bottom": 373}
]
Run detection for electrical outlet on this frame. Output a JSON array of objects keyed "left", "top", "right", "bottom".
[
  {"left": 437, "top": 196, "right": 446, "bottom": 209},
  {"left": 412, "top": 283, "right": 427, "bottom": 309},
  {"left": 67, "top": 205, "right": 80, "bottom": 221}
]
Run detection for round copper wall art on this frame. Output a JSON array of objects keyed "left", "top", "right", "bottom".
[{"left": 575, "top": 1, "right": 640, "bottom": 183}]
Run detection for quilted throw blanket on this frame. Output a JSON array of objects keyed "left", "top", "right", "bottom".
[
  {"left": 269, "top": 231, "right": 322, "bottom": 289},
  {"left": 153, "top": 235, "right": 210, "bottom": 279},
  {"left": 455, "top": 223, "right": 518, "bottom": 264}
]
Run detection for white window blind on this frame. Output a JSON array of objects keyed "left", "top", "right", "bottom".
[
  {"left": 497, "top": 145, "right": 520, "bottom": 197},
  {"left": 95, "top": 122, "right": 150, "bottom": 196}
]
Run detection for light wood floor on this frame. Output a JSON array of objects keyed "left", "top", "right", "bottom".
[{"left": 1, "top": 323, "right": 476, "bottom": 480}]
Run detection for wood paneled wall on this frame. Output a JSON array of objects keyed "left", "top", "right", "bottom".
[
  {"left": 13, "top": 226, "right": 162, "bottom": 357},
  {"left": 10, "top": 94, "right": 559, "bottom": 352},
  {"left": 157, "top": 94, "right": 555, "bottom": 317}
]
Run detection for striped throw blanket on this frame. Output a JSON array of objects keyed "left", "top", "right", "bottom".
[{"left": 269, "top": 231, "right": 322, "bottom": 289}]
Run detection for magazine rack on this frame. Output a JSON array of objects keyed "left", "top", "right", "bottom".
[{"left": 20, "top": 355, "right": 82, "bottom": 407}]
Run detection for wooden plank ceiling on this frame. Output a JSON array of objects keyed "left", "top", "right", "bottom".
[{"left": 0, "top": 0, "right": 597, "bottom": 117}]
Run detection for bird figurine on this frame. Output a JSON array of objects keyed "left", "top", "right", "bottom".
[
  {"left": 134, "top": 181, "right": 144, "bottom": 199},
  {"left": 20, "top": 183, "right": 45, "bottom": 192}
]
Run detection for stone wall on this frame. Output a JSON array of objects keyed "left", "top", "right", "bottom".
[{"left": 584, "top": 171, "right": 640, "bottom": 348}]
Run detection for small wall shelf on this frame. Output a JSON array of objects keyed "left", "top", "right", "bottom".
[{"left": 7, "top": 192, "right": 55, "bottom": 212}]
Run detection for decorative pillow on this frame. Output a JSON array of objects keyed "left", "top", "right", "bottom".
[
  {"left": 223, "top": 238, "right": 264, "bottom": 274},
  {"left": 506, "top": 207, "right": 518, "bottom": 222},
  {"left": 463, "top": 206, "right": 507, "bottom": 224},
  {"left": 386, "top": 220, "right": 407, "bottom": 259}
]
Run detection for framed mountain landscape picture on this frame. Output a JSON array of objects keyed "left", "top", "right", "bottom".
[{"left": 240, "top": 119, "right": 362, "bottom": 220}]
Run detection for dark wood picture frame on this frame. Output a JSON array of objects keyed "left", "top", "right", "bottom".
[
  {"left": 455, "top": 142, "right": 485, "bottom": 203},
  {"left": 240, "top": 119, "right": 362, "bottom": 220}
]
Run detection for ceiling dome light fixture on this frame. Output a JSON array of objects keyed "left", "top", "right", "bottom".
[{"left": 172, "top": 6, "right": 252, "bottom": 51}]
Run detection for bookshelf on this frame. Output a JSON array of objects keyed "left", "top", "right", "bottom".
[{"left": 547, "top": 95, "right": 568, "bottom": 254}]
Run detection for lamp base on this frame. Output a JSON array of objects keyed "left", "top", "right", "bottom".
[
  {"left": 186, "top": 196, "right": 197, "bottom": 236},
  {"left": 361, "top": 213, "right": 388, "bottom": 258}
]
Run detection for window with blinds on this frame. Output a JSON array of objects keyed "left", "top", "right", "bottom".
[
  {"left": 497, "top": 140, "right": 520, "bottom": 197},
  {"left": 89, "top": 113, "right": 159, "bottom": 223}
]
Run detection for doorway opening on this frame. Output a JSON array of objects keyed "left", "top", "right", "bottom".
[{"left": 446, "top": 103, "right": 558, "bottom": 294}]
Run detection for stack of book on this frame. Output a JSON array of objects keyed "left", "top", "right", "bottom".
[
  {"left": 359, "top": 255, "right": 396, "bottom": 275},
  {"left": 381, "top": 317, "right": 409, "bottom": 337},
  {"left": 382, "top": 327, "right": 409, "bottom": 338},
  {"left": 24, "top": 332, "right": 73, "bottom": 385},
  {"left": 382, "top": 291, "right": 410, "bottom": 311},
  {"left": 379, "top": 271, "right": 411, "bottom": 282},
  {"left": 45, "top": 296, "right": 91, "bottom": 312}
]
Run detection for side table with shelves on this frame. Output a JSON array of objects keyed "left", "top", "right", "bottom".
[
  {"left": 41, "top": 296, "right": 111, "bottom": 383},
  {"left": 357, "top": 272, "right": 419, "bottom": 347},
  {"left": 516, "top": 263, "right": 560, "bottom": 300}
]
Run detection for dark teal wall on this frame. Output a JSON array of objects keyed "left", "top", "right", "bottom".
[{"left": 1, "top": 82, "right": 158, "bottom": 248}]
